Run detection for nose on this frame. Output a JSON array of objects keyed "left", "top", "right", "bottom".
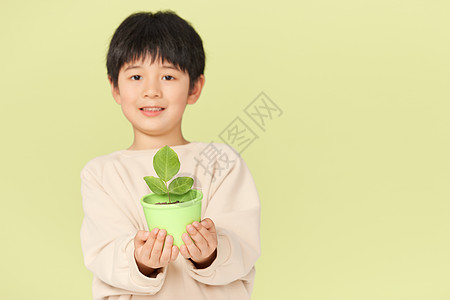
[{"left": 143, "top": 78, "right": 161, "bottom": 98}]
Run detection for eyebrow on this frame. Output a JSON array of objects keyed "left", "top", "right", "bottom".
[{"left": 124, "top": 64, "right": 180, "bottom": 72}]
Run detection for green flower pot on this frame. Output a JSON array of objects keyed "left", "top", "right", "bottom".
[{"left": 140, "top": 189, "right": 203, "bottom": 247}]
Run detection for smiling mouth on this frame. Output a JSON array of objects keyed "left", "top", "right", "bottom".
[{"left": 140, "top": 107, "right": 165, "bottom": 111}]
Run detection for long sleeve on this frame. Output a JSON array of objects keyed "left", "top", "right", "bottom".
[
  {"left": 184, "top": 150, "right": 261, "bottom": 288},
  {"left": 79, "top": 162, "right": 167, "bottom": 298}
]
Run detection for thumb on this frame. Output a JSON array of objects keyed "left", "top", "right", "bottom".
[
  {"left": 201, "top": 218, "right": 215, "bottom": 231},
  {"left": 134, "top": 230, "right": 150, "bottom": 248}
]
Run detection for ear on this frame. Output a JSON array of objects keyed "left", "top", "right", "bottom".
[
  {"left": 187, "top": 74, "right": 206, "bottom": 105},
  {"left": 108, "top": 75, "right": 122, "bottom": 105}
]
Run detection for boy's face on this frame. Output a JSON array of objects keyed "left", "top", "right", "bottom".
[{"left": 109, "top": 55, "right": 204, "bottom": 141}]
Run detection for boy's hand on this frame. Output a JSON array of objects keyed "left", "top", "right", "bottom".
[
  {"left": 134, "top": 228, "right": 179, "bottom": 277},
  {"left": 180, "top": 218, "right": 218, "bottom": 269}
]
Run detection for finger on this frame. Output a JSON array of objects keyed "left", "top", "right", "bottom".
[
  {"left": 187, "top": 224, "right": 208, "bottom": 252},
  {"left": 171, "top": 245, "right": 179, "bottom": 262},
  {"left": 134, "top": 230, "right": 150, "bottom": 249},
  {"left": 193, "top": 222, "right": 217, "bottom": 249},
  {"left": 149, "top": 229, "right": 166, "bottom": 264},
  {"left": 182, "top": 232, "right": 201, "bottom": 259},
  {"left": 201, "top": 218, "right": 216, "bottom": 231},
  {"left": 141, "top": 228, "right": 159, "bottom": 258},
  {"left": 159, "top": 235, "right": 174, "bottom": 264},
  {"left": 179, "top": 244, "right": 191, "bottom": 259}
]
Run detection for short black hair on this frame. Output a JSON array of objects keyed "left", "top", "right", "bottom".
[{"left": 106, "top": 10, "right": 205, "bottom": 94}]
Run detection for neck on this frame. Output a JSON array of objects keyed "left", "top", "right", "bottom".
[{"left": 127, "top": 127, "right": 190, "bottom": 150}]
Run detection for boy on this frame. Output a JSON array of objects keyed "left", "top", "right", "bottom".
[{"left": 80, "top": 10, "right": 260, "bottom": 300}]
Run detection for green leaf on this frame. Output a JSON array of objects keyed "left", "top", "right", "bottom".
[
  {"left": 143, "top": 176, "right": 168, "bottom": 194},
  {"left": 168, "top": 177, "right": 194, "bottom": 195},
  {"left": 153, "top": 145, "right": 180, "bottom": 182},
  {"left": 178, "top": 190, "right": 195, "bottom": 202}
]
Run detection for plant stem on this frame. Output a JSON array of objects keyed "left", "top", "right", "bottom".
[{"left": 166, "top": 181, "right": 171, "bottom": 203}]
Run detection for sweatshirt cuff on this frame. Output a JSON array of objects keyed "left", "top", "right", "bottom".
[
  {"left": 184, "top": 234, "right": 231, "bottom": 280},
  {"left": 126, "top": 237, "right": 167, "bottom": 288}
]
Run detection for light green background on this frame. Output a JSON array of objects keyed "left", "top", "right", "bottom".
[{"left": 1, "top": 0, "right": 449, "bottom": 299}]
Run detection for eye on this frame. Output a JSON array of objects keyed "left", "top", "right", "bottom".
[
  {"left": 162, "top": 75, "right": 175, "bottom": 80},
  {"left": 131, "top": 75, "right": 142, "bottom": 80}
]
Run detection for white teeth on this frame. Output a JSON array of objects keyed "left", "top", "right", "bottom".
[{"left": 142, "top": 107, "right": 163, "bottom": 111}]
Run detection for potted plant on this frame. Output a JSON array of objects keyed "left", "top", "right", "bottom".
[{"left": 140, "top": 145, "right": 203, "bottom": 247}]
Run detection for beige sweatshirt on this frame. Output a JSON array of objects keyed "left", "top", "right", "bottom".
[{"left": 80, "top": 142, "right": 261, "bottom": 300}]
